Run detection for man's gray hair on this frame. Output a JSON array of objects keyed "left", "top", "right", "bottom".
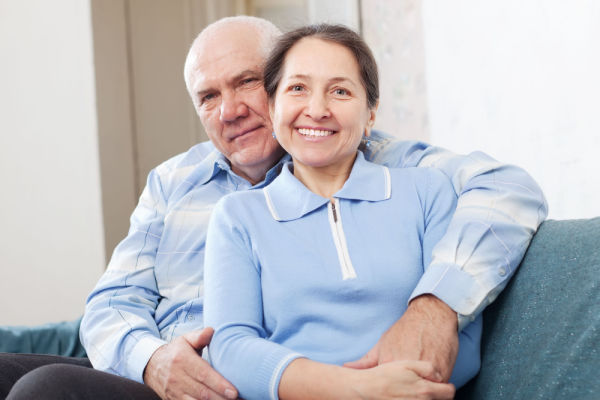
[{"left": 183, "top": 16, "right": 282, "bottom": 94}]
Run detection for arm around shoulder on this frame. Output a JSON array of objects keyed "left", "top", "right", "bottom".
[{"left": 377, "top": 139, "right": 548, "bottom": 326}]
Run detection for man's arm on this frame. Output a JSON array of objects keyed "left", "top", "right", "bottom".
[
  {"left": 80, "top": 165, "right": 236, "bottom": 399},
  {"left": 80, "top": 167, "right": 170, "bottom": 382},
  {"left": 355, "top": 131, "right": 547, "bottom": 379}
]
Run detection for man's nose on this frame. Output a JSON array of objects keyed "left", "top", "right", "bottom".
[
  {"left": 219, "top": 92, "right": 248, "bottom": 122},
  {"left": 304, "top": 93, "right": 331, "bottom": 120}
]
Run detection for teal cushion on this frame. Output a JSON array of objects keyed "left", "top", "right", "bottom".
[
  {"left": 457, "top": 218, "right": 600, "bottom": 399},
  {"left": 0, "top": 317, "right": 86, "bottom": 357}
]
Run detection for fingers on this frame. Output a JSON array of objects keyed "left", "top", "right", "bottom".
[
  {"left": 343, "top": 345, "right": 379, "bottom": 369},
  {"left": 400, "top": 360, "right": 443, "bottom": 383},
  {"left": 187, "top": 356, "right": 237, "bottom": 400},
  {"left": 184, "top": 327, "right": 215, "bottom": 350},
  {"left": 178, "top": 372, "right": 234, "bottom": 400},
  {"left": 415, "top": 380, "right": 455, "bottom": 400}
]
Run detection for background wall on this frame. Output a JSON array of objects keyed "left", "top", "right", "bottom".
[
  {"left": 0, "top": 0, "right": 106, "bottom": 325},
  {"left": 421, "top": 0, "right": 600, "bottom": 220},
  {"left": 1, "top": 0, "right": 597, "bottom": 325}
]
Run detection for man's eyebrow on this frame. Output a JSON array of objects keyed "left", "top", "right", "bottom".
[
  {"left": 196, "top": 88, "right": 214, "bottom": 99},
  {"left": 194, "top": 69, "right": 262, "bottom": 96},
  {"left": 232, "top": 70, "right": 262, "bottom": 82}
]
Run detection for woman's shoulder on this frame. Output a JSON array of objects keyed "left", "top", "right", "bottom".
[
  {"left": 215, "top": 189, "right": 267, "bottom": 214},
  {"left": 387, "top": 164, "right": 450, "bottom": 187}
]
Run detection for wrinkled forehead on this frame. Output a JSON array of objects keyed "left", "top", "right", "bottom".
[{"left": 187, "top": 26, "right": 266, "bottom": 84}]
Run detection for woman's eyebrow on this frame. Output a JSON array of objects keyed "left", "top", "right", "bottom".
[{"left": 285, "top": 74, "right": 357, "bottom": 86}]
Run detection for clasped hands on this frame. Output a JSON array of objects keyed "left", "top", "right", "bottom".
[{"left": 143, "top": 295, "right": 458, "bottom": 400}]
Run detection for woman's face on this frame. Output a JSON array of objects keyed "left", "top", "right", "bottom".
[{"left": 269, "top": 37, "right": 376, "bottom": 172}]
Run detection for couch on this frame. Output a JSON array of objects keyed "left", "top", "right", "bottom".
[
  {"left": 457, "top": 217, "right": 600, "bottom": 399},
  {"left": 2, "top": 218, "right": 599, "bottom": 399}
]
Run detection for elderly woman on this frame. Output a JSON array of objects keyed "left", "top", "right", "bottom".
[{"left": 204, "top": 24, "right": 481, "bottom": 400}]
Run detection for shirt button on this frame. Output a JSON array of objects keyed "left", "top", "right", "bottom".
[
  {"left": 498, "top": 267, "right": 507, "bottom": 276},
  {"left": 187, "top": 315, "right": 194, "bottom": 321}
]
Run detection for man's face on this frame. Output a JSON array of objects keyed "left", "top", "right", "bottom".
[{"left": 186, "top": 26, "right": 284, "bottom": 184}]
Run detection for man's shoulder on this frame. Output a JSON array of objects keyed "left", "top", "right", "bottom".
[
  {"left": 155, "top": 140, "right": 216, "bottom": 173},
  {"left": 365, "top": 130, "right": 432, "bottom": 167}
]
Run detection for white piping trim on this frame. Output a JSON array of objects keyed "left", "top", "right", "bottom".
[
  {"left": 269, "top": 353, "right": 302, "bottom": 400},
  {"left": 328, "top": 199, "right": 357, "bottom": 280},
  {"left": 383, "top": 166, "right": 391, "bottom": 199},
  {"left": 263, "top": 188, "right": 281, "bottom": 221}
]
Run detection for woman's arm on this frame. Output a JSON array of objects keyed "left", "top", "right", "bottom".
[
  {"left": 280, "top": 358, "right": 455, "bottom": 400},
  {"left": 205, "top": 195, "right": 457, "bottom": 400}
]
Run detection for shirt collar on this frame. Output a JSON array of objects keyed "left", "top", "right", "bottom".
[
  {"left": 263, "top": 151, "right": 392, "bottom": 221},
  {"left": 194, "top": 150, "right": 292, "bottom": 187},
  {"left": 190, "top": 150, "right": 226, "bottom": 186}
]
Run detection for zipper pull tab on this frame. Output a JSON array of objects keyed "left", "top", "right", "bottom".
[{"left": 331, "top": 200, "right": 338, "bottom": 222}]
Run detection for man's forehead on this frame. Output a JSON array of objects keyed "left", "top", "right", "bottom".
[
  {"left": 186, "top": 22, "right": 271, "bottom": 94},
  {"left": 191, "top": 55, "right": 264, "bottom": 93}
]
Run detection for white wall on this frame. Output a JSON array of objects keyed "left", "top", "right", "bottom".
[
  {"left": 0, "top": 0, "right": 106, "bottom": 325},
  {"left": 422, "top": 0, "right": 600, "bottom": 220},
  {"left": 362, "top": 0, "right": 429, "bottom": 141}
]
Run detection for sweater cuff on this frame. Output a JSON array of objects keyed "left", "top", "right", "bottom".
[{"left": 252, "top": 347, "right": 304, "bottom": 400}]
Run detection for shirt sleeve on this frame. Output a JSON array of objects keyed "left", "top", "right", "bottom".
[
  {"left": 364, "top": 131, "right": 548, "bottom": 330},
  {"left": 204, "top": 197, "right": 303, "bottom": 400},
  {"left": 79, "top": 168, "right": 168, "bottom": 383}
]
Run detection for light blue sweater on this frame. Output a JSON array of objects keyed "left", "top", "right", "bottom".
[{"left": 204, "top": 152, "right": 482, "bottom": 400}]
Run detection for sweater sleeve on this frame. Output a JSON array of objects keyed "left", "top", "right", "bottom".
[{"left": 204, "top": 196, "right": 303, "bottom": 400}]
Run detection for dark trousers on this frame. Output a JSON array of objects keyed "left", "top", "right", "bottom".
[{"left": 0, "top": 353, "right": 160, "bottom": 400}]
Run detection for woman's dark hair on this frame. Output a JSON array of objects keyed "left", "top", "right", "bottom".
[{"left": 264, "top": 24, "right": 379, "bottom": 108}]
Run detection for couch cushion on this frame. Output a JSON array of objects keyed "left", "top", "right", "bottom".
[
  {"left": 0, "top": 317, "right": 86, "bottom": 357},
  {"left": 457, "top": 218, "right": 600, "bottom": 400}
]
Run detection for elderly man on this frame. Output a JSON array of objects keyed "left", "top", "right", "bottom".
[{"left": 0, "top": 16, "right": 546, "bottom": 400}]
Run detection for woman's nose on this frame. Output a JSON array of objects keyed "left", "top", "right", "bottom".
[{"left": 304, "top": 93, "right": 331, "bottom": 120}]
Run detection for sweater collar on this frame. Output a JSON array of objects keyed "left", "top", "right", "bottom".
[{"left": 263, "top": 151, "right": 391, "bottom": 221}]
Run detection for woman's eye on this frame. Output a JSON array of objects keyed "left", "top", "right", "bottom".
[
  {"left": 334, "top": 88, "right": 349, "bottom": 96},
  {"left": 290, "top": 85, "right": 304, "bottom": 92}
]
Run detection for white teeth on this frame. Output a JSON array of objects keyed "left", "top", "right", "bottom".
[{"left": 298, "top": 128, "right": 334, "bottom": 137}]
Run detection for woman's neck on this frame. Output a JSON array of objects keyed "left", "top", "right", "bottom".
[{"left": 292, "top": 155, "right": 356, "bottom": 199}]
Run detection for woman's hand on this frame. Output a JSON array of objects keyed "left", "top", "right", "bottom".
[
  {"left": 350, "top": 360, "right": 455, "bottom": 400},
  {"left": 280, "top": 358, "right": 454, "bottom": 400}
]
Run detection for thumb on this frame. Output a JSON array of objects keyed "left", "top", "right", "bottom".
[
  {"left": 343, "top": 348, "right": 378, "bottom": 369},
  {"left": 402, "top": 360, "right": 443, "bottom": 382},
  {"left": 183, "top": 327, "right": 214, "bottom": 351}
]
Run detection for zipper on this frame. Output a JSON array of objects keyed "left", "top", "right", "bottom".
[{"left": 327, "top": 198, "right": 357, "bottom": 280}]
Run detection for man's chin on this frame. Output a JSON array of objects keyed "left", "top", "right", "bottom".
[{"left": 232, "top": 143, "right": 283, "bottom": 170}]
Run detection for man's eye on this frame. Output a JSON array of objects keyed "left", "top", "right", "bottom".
[
  {"left": 199, "top": 93, "right": 216, "bottom": 104},
  {"left": 240, "top": 78, "right": 262, "bottom": 88}
]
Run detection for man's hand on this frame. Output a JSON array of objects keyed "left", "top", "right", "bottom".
[
  {"left": 143, "top": 327, "right": 238, "bottom": 400},
  {"left": 344, "top": 295, "right": 459, "bottom": 382}
]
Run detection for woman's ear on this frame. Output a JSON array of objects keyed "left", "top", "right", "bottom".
[
  {"left": 268, "top": 99, "right": 276, "bottom": 122},
  {"left": 365, "top": 101, "right": 379, "bottom": 136}
]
